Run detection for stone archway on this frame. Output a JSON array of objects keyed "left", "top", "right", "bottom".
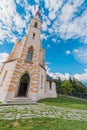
[{"left": 17, "top": 73, "right": 30, "bottom": 97}]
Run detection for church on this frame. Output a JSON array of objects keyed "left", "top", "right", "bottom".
[{"left": 0, "top": 8, "right": 57, "bottom": 103}]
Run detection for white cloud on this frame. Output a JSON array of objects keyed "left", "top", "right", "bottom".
[
  {"left": 59, "top": 4, "right": 74, "bottom": 22},
  {"left": 42, "top": 22, "right": 47, "bottom": 31},
  {"left": 66, "top": 50, "right": 71, "bottom": 55},
  {"left": 0, "top": 0, "right": 26, "bottom": 44},
  {"left": 46, "top": 62, "right": 51, "bottom": 65},
  {"left": 52, "top": 0, "right": 87, "bottom": 44},
  {"left": 44, "top": 0, "right": 63, "bottom": 20},
  {"left": 0, "top": 0, "right": 87, "bottom": 45},
  {"left": 34, "top": 0, "right": 39, "bottom": 4},
  {"left": 41, "top": 15, "right": 51, "bottom": 31},
  {"left": 84, "top": 69, "right": 87, "bottom": 72},
  {"left": 44, "top": 0, "right": 63, "bottom": 14},
  {"left": 47, "top": 44, "right": 51, "bottom": 48},
  {"left": 52, "top": 38, "right": 56, "bottom": 43},
  {"left": 47, "top": 66, "right": 87, "bottom": 83},
  {"left": 73, "top": 47, "right": 87, "bottom": 64},
  {"left": 41, "top": 33, "right": 48, "bottom": 40},
  {"left": 73, "top": 70, "right": 87, "bottom": 83},
  {"left": 48, "top": 11, "right": 56, "bottom": 20},
  {"left": 48, "top": 28, "right": 54, "bottom": 34},
  {"left": 0, "top": 0, "right": 38, "bottom": 44},
  {"left": 73, "top": 49, "right": 79, "bottom": 53},
  {"left": 46, "top": 65, "right": 70, "bottom": 80},
  {"left": 48, "top": 71, "right": 71, "bottom": 81}
]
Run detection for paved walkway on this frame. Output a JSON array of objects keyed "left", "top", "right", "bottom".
[{"left": 0, "top": 103, "right": 87, "bottom": 121}]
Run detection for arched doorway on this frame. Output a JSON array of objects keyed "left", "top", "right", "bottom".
[{"left": 17, "top": 73, "right": 30, "bottom": 97}]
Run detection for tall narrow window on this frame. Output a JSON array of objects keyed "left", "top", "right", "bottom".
[
  {"left": 41, "top": 75, "right": 43, "bottom": 89},
  {"left": 49, "top": 81, "right": 52, "bottom": 90},
  {"left": 27, "top": 46, "right": 33, "bottom": 62},
  {"left": 34, "top": 22, "right": 38, "bottom": 28},
  {"left": 32, "top": 33, "right": 36, "bottom": 39}
]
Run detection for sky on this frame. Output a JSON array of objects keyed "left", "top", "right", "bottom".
[{"left": 0, "top": 0, "right": 87, "bottom": 84}]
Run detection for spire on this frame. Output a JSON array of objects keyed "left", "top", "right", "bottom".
[{"left": 35, "top": 6, "right": 40, "bottom": 18}]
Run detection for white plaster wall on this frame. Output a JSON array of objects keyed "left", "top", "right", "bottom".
[
  {"left": 26, "top": 31, "right": 40, "bottom": 49},
  {"left": 46, "top": 81, "right": 57, "bottom": 98},
  {"left": 13, "top": 44, "right": 21, "bottom": 58},
  {"left": 33, "top": 66, "right": 57, "bottom": 100},
  {"left": 26, "top": 18, "right": 41, "bottom": 48},
  {"left": 0, "top": 66, "right": 1, "bottom": 72},
  {"left": 30, "top": 18, "right": 42, "bottom": 31},
  {"left": 0, "top": 61, "right": 14, "bottom": 102},
  {"left": 36, "top": 66, "right": 46, "bottom": 100},
  {"left": 39, "top": 49, "right": 44, "bottom": 66}
]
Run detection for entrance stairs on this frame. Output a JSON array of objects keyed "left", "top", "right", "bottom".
[{"left": 3, "top": 97, "right": 37, "bottom": 105}]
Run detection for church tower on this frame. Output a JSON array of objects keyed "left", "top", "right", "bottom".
[{"left": 0, "top": 8, "right": 57, "bottom": 103}]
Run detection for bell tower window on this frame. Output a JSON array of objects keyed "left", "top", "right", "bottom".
[
  {"left": 27, "top": 46, "right": 33, "bottom": 62},
  {"left": 34, "top": 22, "right": 38, "bottom": 28},
  {"left": 32, "top": 33, "right": 36, "bottom": 39}
]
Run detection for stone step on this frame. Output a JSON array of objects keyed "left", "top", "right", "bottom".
[
  {"left": 10, "top": 97, "right": 32, "bottom": 101},
  {"left": 2, "top": 97, "right": 37, "bottom": 105}
]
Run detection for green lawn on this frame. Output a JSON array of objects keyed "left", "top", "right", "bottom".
[
  {"left": 0, "top": 118, "right": 87, "bottom": 130},
  {"left": 38, "top": 95, "right": 87, "bottom": 109},
  {"left": 0, "top": 96, "right": 87, "bottom": 129}
]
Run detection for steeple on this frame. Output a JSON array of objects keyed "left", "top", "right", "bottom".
[
  {"left": 35, "top": 7, "right": 40, "bottom": 18},
  {"left": 27, "top": 4, "right": 42, "bottom": 42},
  {"left": 34, "top": 6, "right": 40, "bottom": 20}
]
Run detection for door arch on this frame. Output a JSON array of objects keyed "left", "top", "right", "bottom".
[{"left": 17, "top": 73, "right": 30, "bottom": 97}]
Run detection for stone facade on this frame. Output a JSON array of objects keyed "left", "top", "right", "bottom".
[{"left": 0, "top": 10, "right": 57, "bottom": 103}]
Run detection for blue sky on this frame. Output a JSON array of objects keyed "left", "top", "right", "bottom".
[{"left": 0, "top": 0, "right": 87, "bottom": 83}]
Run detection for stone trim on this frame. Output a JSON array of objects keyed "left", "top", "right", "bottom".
[
  {"left": 39, "top": 64, "right": 46, "bottom": 71},
  {"left": 15, "top": 71, "right": 31, "bottom": 97}
]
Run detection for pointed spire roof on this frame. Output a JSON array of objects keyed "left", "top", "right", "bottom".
[{"left": 35, "top": 7, "right": 40, "bottom": 18}]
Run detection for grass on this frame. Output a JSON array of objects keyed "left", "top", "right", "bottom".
[
  {"left": 0, "top": 96, "right": 87, "bottom": 129},
  {"left": 38, "top": 95, "right": 87, "bottom": 109},
  {"left": 0, "top": 118, "right": 87, "bottom": 130}
]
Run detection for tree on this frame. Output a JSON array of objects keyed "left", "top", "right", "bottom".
[
  {"left": 60, "top": 80, "right": 73, "bottom": 95},
  {"left": 55, "top": 77, "right": 62, "bottom": 94},
  {"left": 71, "top": 77, "right": 87, "bottom": 97},
  {"left": 55, "top": 76, "right": 87, "bottom": 98},
  {"left": 69, "top": 76, "right": 73, "bottom": 84}
]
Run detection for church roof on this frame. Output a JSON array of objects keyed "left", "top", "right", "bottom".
[
  {"left": 35, "top": 7, "right": 40, "bottom": 17},
  {"left": 47, "top": 74, "right": 55, "bottom": 82}
]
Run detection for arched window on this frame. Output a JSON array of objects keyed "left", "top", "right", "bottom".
[
  {"left": 34, "top": 22, "right": 38, "bottom": 28},
  {"left": 27, "top": 46, "right": 33, "bottom": 62}
]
